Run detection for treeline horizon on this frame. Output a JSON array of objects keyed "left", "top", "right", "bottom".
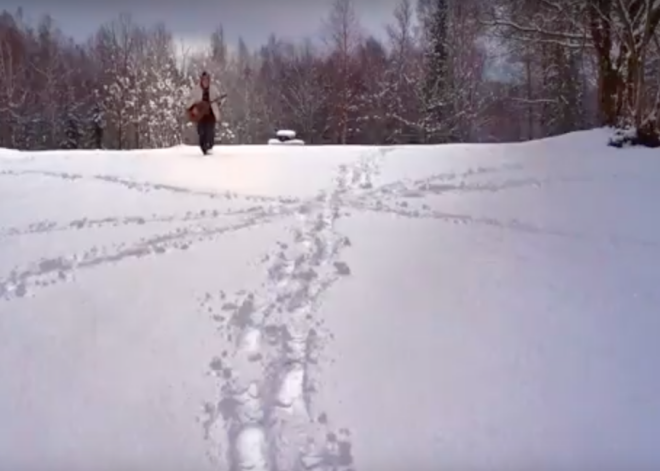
[{"left": 0, "top": 0, "right": 658, "bottom": 150}]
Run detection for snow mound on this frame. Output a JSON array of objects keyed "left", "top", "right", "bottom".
[
  {"left": 1, "top": 128, "right": 660, "bottom": 470},
  {"left": 268, "top": 138, "right": 305, "bottom": 145}
]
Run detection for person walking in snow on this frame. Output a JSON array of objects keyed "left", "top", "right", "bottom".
[{"left": 186, "top": 71, "right": 226, "bottom": 155}]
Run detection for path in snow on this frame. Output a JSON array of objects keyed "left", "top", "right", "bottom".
[{"left": 197, "top": 149, "right": 390, "bottom": 470}]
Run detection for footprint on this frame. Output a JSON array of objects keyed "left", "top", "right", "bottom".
[
  {"left": 277, "top": 364, "right": 305, "bottom": 410},
  {"left": 235, "top": 426, "right": 268, "bottom": 470},
  {"left": 240, "top": 327, "right": 262, "bottom": 359}
]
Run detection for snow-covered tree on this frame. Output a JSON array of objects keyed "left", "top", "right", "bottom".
[
  {"left": 140, "top": 23, "right": 184, "bottom": 147},
  {"left": 418, "top": 0, "right": 454, "bottom": 142},
  {"left": 383, "top": 0, "right": 425, "bottom": 143},
  {"left": 485, "top": 0, "right": 660, "bottom": 145}
]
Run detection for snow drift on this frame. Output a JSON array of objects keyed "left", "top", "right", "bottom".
[{"left": 1, "top": 129, "right": 659, "bottom": 471}]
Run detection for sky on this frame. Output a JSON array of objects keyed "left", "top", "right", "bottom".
[{"left": 4, "top": 0, "right": 401, "bottom": 51}]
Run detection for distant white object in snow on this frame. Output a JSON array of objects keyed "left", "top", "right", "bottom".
[
  {"left": 268, "top": 129, "right": 305, "bottom": 145},
  {"left": 277, "top": 130, "right": 296, "bottom": 138}
]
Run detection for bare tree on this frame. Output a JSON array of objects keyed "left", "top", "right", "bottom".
[
  {"left": 384, "top": 0, "right": 426, "bottom": 143},
  {"left": 0, "top": 12, "right": 28, "bottom": 147},
  {"left": 446, "top": 0, "right": 490, "bottom": 140},
  {"left": 279, "top": 39, "right": 325, "bottom": 142},
  {"left": 322, "top": 0, "right": 363, "bottom": 143}
]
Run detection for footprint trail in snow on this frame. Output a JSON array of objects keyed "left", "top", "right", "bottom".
[{"left": 198, "top": 150, "right": 389, "bottom": 470}]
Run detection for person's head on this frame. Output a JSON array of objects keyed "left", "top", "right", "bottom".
[{"left": 200, "top": 71, "right": 210, "bottom": 89}]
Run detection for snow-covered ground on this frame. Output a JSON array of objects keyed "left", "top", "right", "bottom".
[{"left": 1, "top": 129, "right": 660, "bottom": 470}]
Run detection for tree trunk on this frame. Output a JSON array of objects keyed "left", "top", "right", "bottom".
[{"left": 596, "top": 54, "right": 617, "bottom": 126}]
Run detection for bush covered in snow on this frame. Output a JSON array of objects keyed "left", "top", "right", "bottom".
[{"left": 608, "top": 122, "right": 660, "bottom": 149}]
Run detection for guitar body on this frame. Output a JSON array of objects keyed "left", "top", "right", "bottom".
[
  {"left": 187, "top": 101, "right": 211, "bottom": 123},
  {"left": 186, "top": 94, "right": 227, "bottom": 123}
]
